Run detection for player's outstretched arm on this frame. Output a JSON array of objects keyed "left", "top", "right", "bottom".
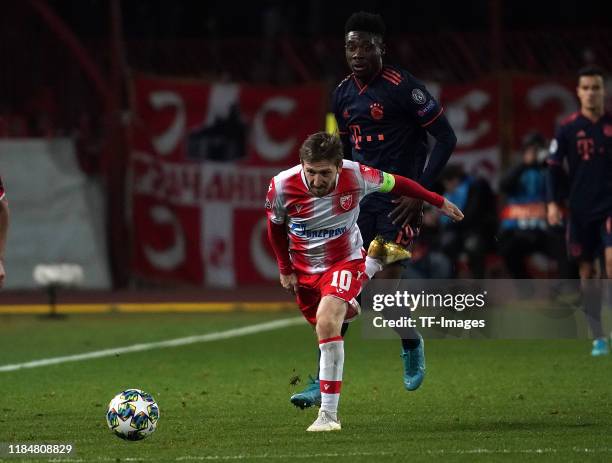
[{"left": 380, "top": 172, "right": 463, "bottom": 222}]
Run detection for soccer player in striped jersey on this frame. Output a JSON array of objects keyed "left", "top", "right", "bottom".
[{"left": 266, "top": 132, "right": 463, "bottom": 431}]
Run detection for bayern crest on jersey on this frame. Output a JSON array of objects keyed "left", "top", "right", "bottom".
[
  {"left": 370, "top": 102, "right": 384, "bottom": 120},
  {"left": 340, "top": 194, "right": 353, "bottom": 211}
]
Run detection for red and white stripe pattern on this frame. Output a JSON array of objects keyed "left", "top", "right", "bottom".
[
  {"left": 319, "top": 336, "right": 344, "bottom": 414},
  {"left": 266, "top": 161, "right": 384, "bottom": 274}
]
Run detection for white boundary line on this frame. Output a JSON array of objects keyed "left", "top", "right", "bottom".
[{"left": 0, "top": 317, "right": 304, "bottom": 373}]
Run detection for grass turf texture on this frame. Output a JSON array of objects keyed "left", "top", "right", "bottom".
[{"left": 0, "top": 312, "right": 611, "bottom": 462}]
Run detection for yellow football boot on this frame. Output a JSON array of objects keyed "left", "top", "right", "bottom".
[{"left": 367, "top": 235, "right": 412, "bottom": 265}]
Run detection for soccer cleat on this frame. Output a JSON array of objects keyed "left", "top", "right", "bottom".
[
  {"left": 367, "top": 235, "right": 412, "bottom": 265},
  {"left": 290, "top": 375, "right": 321, "bottom": 409},
  {"left": 591, "top": 337, "right": 609, "bottom": 356},
  {"left": 306, "top": 409, "right": 341, "bottom": 432},
  {"left": 401, "top": 335, "right": 426, "bottom": 391}
]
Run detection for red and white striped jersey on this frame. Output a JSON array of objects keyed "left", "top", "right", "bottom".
[{"left": 266, "top": 160, "right": 384, "bottom": 274}]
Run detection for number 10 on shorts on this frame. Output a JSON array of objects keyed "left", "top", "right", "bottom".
[{"left": 331, "top": 270, "right": 352, "bottom": 291}]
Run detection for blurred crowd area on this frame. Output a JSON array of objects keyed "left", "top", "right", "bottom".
[
  {"left": 2, "top": 0, "right": 612, "bottom": 138},
  {"left": 1, "top": 1, "right": 611, "bottom": 283},
  {"left": 406, "top": 139, "right": 575, "bottom": 280}
]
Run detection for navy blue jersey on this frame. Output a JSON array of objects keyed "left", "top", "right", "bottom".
[
  {"left": 332, "top": 65, "right": 444, "bottom": 181},
  {"left": 547, "top": 111, "right": 612, "bottom": 222}
]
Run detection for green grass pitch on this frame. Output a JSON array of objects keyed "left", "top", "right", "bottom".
[{"left": 0, "top": 312, "right": 611, "bottom": 462}]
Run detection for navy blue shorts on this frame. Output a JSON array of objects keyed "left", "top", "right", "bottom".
[
  {"left": 358, "top": 195, "right": 422, "bottom": 264},
  {"left": 567, "top": 214, "right": 612, "bottom": 261}
]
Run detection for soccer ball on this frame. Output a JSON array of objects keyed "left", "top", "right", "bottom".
[{"left": 106, "top": 389, "right": 160, "bottom": 441}]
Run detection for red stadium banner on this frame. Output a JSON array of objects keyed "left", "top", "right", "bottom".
[
  {"left": 431, "top": 77, "right": 577, "bottom": 186},
  {"left": 129, "top": 74, "right": 326, "bottom": 286},
  {"left": 436, "top": 79, "right": 501, "bottom": 184},
  {"left": 511, "top": 75, "right": 577, "bottom": 149}
]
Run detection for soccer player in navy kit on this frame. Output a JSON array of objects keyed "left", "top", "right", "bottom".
[
  {"left": 290, "top": 12, "right": 457, "bottom": 408},
  {"left": 547, "top": 66, "right": 612, "bottom": 356}
]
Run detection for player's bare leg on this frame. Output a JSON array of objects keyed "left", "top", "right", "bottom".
[
  {"left": 307, "top": 296, "right": 346, "bottom": 432},
  {"left": 291, "top": 321, "right": 353, "bottom": 410}
]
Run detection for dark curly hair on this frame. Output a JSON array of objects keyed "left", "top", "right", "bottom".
[
  {"left": 344, "top": 11, "right": 385, "bottom": 37},
  {"left": 578, "top": 65, "right": 605, "bottom": 83}
]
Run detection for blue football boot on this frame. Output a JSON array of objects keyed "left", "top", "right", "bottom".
[
  {"left": 591, "top": 337, "right": 609, "bottom": 356},
  {"left": 401, "top": 335, "right": 426, "bottom": 391},
  {"left": 290, "top": 375, "right": 321, "bottom": 409}
]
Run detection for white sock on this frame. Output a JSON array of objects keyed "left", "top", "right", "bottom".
[
  {"left": 365, "top": 256, "right": 383, "bottom": 279},
  {"left": 318, "top": 336, "right": 344, "bottom": 416}
]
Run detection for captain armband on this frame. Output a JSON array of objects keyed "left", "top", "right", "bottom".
[{"left": 379, "top": 172, "right": 396, "bottom": 193}]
